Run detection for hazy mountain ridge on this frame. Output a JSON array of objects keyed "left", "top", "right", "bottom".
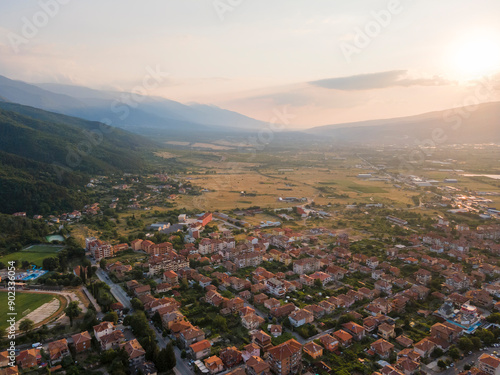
[
  {"left": 307, "top": 101, "right": 500, "bottom": 144},
  {"left": 0, "top": 76, "right": 270, "bottom": 135}
]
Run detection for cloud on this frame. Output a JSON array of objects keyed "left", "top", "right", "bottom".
[{"left": 309, "top": 70, "right": 453, "bottom": 91}]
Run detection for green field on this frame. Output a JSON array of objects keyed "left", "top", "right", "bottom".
[
  {"left": 0, "top": 245, "right": 63, "bottom": 267},
  {"left": 0, "top": 292, "right": 55, "bottom": 331},
  {"left": 347, "top": 183, "right": 388, "bottom": 194}
]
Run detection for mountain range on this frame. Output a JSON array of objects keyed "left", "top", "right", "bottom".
[
  {"left": 0, "top": 75, "right": 269, "bottom": 136},
  {"left": 1, "top": 74, "right": 500, "bottom": 145},
  {"left": 308, "top": 101, "right": 500, "bottom": 145}
]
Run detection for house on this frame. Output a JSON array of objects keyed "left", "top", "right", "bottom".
[
  {"left": 246, "top": 356, "right": 270, "bottom": 375},
  {"left": 93, "top": 321, "right": 115, "bottom": 340},
  {"left": 378, "top": 323, "right": 396, "bottom": 340},
  {"left": 48, "top": 339, "right": 70, "bottom": 364},
  {"left": 309, "top": 271, "right": 332, "bottom": 286},
  {"left": 242, "top": 312, "right": 265, "bottom": 330},
  {"left": 371, "top": 339, "right": 395, "bottom": 359},
  {"left": 397, "top": 348, "right": 421, "bottom": 363},
  {"left": 0, "top": 366, "right": 18, "bottom": 375},
  {"left": 415, "top": 269, "right": 432, "bottom": 285},
  {"left": 163, "top": 270, "right": 179, "bottom": 285},
  {"left": 219, "top": 347, "right": 242, "bottom": 368},
  {"left": 180, "top": 326, "right": 206, "bottom": 348},
  {"left": 133, "top": 362, "right": 157, "bottom": 375},
  {"left": 479, "top": 353, "right": 500, "bottom": 375},
  {"left": 375, "top": 280, "right": 393, "bottom": 294},
  {"left": 204, "top": 355, "right": 224, "bottom": 374},
  {"left": 396, "top": 335, "right": 414, "bottom": 348},
  {"left": 332, "top": 330, "right": 353, "bottom": 347},
  {"left": 380, "top": 365, "right": 405, "bottom": 375},
  {"left": 99, "top": 330, "right": 125, "bottom": 350},
  {"left": 269, "top": 324, "right": 282, "bottom": 337},
  {"left": 253, "top": 293, "right": 268, "bottom": 305},
  {"left": 268, "top": 339, "right": 302, "bottom": 375},
  {"left": 342, "top": 322, "right": 366, "bottom": 341},
  {"left": 319, "top": 334, "right": 339, "bottom": 352},
  {"left": 396, "top": 357, "right": 420, "bottom": 375},
  {"left": 189, "top": 340, "right": 211, "bottom": 360},
  {"left": 134, "top": 284, "right": 151, "bottom": 297},
  {"left": 71, "top": 331, "right": 92, "bottom": 353},
  {"left": 242, "top": 343, "right": 260, "bottom": 363},
  {"left": 271, "top": 303, "right": 296, "bottom": 318},
  {"left": 121, "top": 339, "right": 146, "bottom": 367},
  {"left": 430, "top": 322, "right": 462, "bottom": 344},
  {"left": 251, "top": 330, "right": 272, "bottom": 350},
  {"left": 264, "top": 298, "right": 281, "bottom": 310},
  {"left": 367, "top": 257, "right": 380, "bottom": 269},
  {"left": 293, "top": 258, "right": 320, "bottom": 274},
  {"left": 358, "top": 287, "right": 376, "bottom": 300},
  {"left": 265, "top": 278, "right": 286, "bottom": 298},
  {"left": 226, "top": 297, "right": 245, "bottom": 313},
  {"left": 16, "top": 349, "right": 40, "bottom": 369},
  {"left": 289, "top": 309, "right": 314, "bottom": 327},
  {"left": 413, "top": 338, "right": 436, "bottom": 358},
  {"left": 0, "top": 351, "right": 9, "bottom": 368},
  {"left": 303, "top": 342, "right": 323, "bottom": 360}
]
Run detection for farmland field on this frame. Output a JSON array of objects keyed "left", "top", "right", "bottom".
[
  {"left": 0, "top": 245, "right": 63, "bottom": 267},
  {"left": 0, "top": 292, "right": 55, "bottom": 331}
]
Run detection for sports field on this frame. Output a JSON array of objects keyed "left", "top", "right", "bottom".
[
  {"left": 0, "top": 292, "right": 54, "bottom": 331},
  {"left": 0, "top": 245, "right": 63, "bottom": 267}
]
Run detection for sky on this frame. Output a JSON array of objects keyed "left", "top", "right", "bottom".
[{"left": 1, "top": 0, "right": 500, "bottom": 128}]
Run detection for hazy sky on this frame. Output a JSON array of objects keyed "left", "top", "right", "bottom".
[{"left": 1, "top": 0, "right": 500, "bottom": 127}]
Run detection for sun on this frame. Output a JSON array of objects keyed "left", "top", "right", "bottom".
[{"left": 450, "top": 32, "right": 500, "bottom": 79}]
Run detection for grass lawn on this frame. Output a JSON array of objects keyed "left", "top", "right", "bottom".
[
  {"left": 22, "top": 245, "right": 63, "bottom": 253},
  {"left": 0, "top": 292, "right": 55, "bottom": 331},
  {"left": 0, "top": 245, "right": 63, "bottom": 267}
]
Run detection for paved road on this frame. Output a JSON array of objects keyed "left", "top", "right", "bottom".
[
  {"left": 95, "top": 267, "right": 193, "bottom": 375},
  {"left": 96, "top": 268, "right": 132, "bottom": 309},
  {"left": 424, "top": 346, "right": 499, "bottom": 375},
  {"left": 149, "top": 322, "right": 193, "bottom": 375},
  {"left": 243, "top": 301, "right": 307, "bottom": 344}
]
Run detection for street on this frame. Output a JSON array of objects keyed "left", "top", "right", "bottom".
[
  {"left": 95, "top": 267, "right": 193, "bottom": 375},
  {"left": 424, "top": 346, "right": 499, "bottom": 375},
  {"left": 96, "top": 268, "right": 132, "bottom": 310},
  {"left": 243, "top": 301, "right": 307, "bottom": 344}
]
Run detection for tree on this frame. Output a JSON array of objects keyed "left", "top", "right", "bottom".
[
  {"left": 19, "top": 319, "right": 34, "bottom": 334},
  {"left": 165, "top": 342, "right": 176, "bottom": 371},
  {"left": 103, "top": 311, "right": 119, "bottom": 324},
  {"left": 431, "top": 347, "right": 444, "bottom": 358},
  {"left": 100, "top": 259, "right": 107, "bottom": 269},
  {"left": 131, "top": 298, "right": 144, "bottom": 310},
  {"left": 477, "top": 329, "right": 495, "bottom": 346},
  {"left": 471, "top": 336, "right": 482, "bottom": 349},
  {"left": 458, "top": 337, "right": 474, "bottom": 352},
  {"left": 65, "top": 301, "right": 82, "bottom": 327},
  {"left": 449, "top": 346, "right": 460, "bottom": 361},
  {"left": 213, "top": 315, "right": 228, "bottom": 333},
  {"left": 437, "top": 360, "right": 447, "bottom": 369},
  {"left": 314, "top": 279, "right": 323, "bottom": 288},
  {"left": 42, "top": 257, "right": 59, "bottom": 271},
  {"left": 80, "top": 266, "right": 86, "bottom": 284},
  {"left": 487, "top": 313, "right": 500, "bottom": 324}
]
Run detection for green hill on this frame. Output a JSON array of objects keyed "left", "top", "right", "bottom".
[{"left": 0, "top": 102, "right": 158, "bottom": 215}]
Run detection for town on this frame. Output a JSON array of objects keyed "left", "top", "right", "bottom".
[{"left": 2, "top": 159, "right": 500, "bottom": 375}]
